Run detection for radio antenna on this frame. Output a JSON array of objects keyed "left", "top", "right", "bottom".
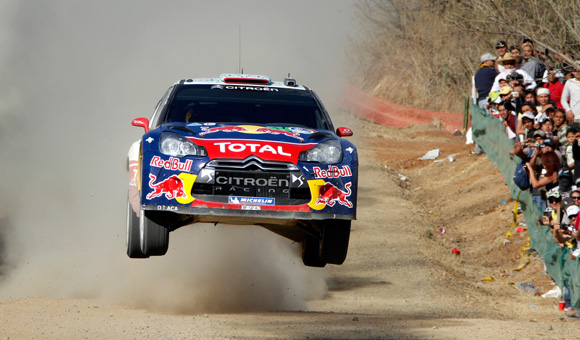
[{"left": 238, "top": 26, "right": 242, "bottom": 74}]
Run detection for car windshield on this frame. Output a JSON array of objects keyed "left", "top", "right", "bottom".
[{"left": 162, "top": 85, "right": 331, "bottom": 130}]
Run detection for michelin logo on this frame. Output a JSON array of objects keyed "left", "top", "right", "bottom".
[{"left": 229, "top": 196, "right": 275, "bottom": 205}]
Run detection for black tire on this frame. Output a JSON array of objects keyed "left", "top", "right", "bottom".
[
  {"left": 140, "top": 210, "right": 169, "bottom": 256},
  {"left": 302, "top": 234, "right": 326, "bottom": 268},
  {"left": 126, "top": 199, "right": 147, "bottom": 258},
  {"left": 320, "top": 220, "right": 351, "bottom": 265}
]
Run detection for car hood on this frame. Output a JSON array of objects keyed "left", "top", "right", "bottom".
[
  {"left": 156, "top": 123, "right": 338, "bottom": 163},
  {"left": 161, "top": 123, "right": 336, "bottom": 143}
]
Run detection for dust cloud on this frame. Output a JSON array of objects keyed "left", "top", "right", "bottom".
[{"left": 0, "top": 1, "right": 357, "bottom": 312}]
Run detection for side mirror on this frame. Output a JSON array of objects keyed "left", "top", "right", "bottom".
[
  {"left": 336, "top": 127, "right": 353, "bottom": 137},
  {"left": 132, "top": 117, "right": 150, "bottom": 133}
]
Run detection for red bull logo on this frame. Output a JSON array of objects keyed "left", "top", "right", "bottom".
[
  {"left": 315, "top": 182, "right": 353, "bottom": 208},
  {"left": 199, "top": 125, "right": 307, "bottom": 141},
  {"left": 313, "top": 165, "right": 352, "bottom": 178},
  {"left": 150, "top": 156, "right": 193, "bottom": 172},
  {"left": 146, "top": 174, "right": 187, "bottom": 200}
]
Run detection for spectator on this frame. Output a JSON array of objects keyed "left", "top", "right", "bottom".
[
  {"left": 495, "top": 40, "right": 508, "bottom": 72},
  {"left": 498, "top": 100, "right": 517, "bottom": 138},
  {"left": 521, "top": 44, "right": 544, "bottom": 84},
  {"left": 510, "top": 45, "right": 522, "bottom": 66},
  {"left": 553, "top": 205, "right": 578, "bottom": 248},
  {"left": 555, "top": 109, "right": 569, "bottom": 148},
  {"left": 475, "top": 52, "right": 499, "bottom": 110},
  {"left": 524, "top": 90, "right": 537, "bottom": 106},
  {"left": 491, "top": 53, "right": 536, "bottom": 93},
  {"left": 540, "top": 117, "right": 555, "bottom": 138},
  {"left": 566, "top": 128, "right": 577, "bottom": 171},
  {"left": 544, "top": 69, "right": 565, "bottom": 109},
  {"left": 539, "top": 191, "right": 565, "bottom": 226},
  {"left": 536, "top": 88, "right": 556, "bottom": 114},
  {"left": 525, "top": 139, "right": 561, "bottom": 211},
  {"left": 561, "top": 63, "right": 580, "bottom": 123},
  {"left": 516, "top": 110, "right": 536, "bottom": 141}
]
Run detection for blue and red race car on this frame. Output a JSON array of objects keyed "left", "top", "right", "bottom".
[{"left": 127, "top": 74, "right": 358, "bottom": 267}]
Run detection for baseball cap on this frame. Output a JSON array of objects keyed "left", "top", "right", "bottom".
[
  {"left": 480, "top": 52, "right": 498, "bottom": 63},
  {"left": 537, "top": 88, "right": 550, "bottom": 96},
  {"left": 496, "top": 41, "right": 507, "bottom": 48},
  {"left": 522, "top": 37, "right": 533, "bottom": 44},
  {"left": 548, "top": 191, "right": 562, "bottom": 200},
  {"left": 507, "top": 72, "right": 523, "bottom": 82},
  {"left": 499, "top": 86, "right": 512, "bottom": 96},
  {"left": 522, "top": 112, "right": 535, "bottom": 120},
  {"left": 533, "top": 130, "right": 545, "bottom": 138},
  {"left": 567, "top": 205, "right": 580, "bottom": 217},
  {"left": 542, "top": 138, "right": 555, "bottom": 148},
  {"left": 534, "top": 113, "right": 548, "bottom": 125}
]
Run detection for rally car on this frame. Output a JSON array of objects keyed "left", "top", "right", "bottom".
[{"left": 126, "top": 74, "right": 358, "bottom": 267}]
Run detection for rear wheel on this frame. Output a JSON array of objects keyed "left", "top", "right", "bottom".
[
  {"left": 302, "top": 234, "right": 326, "bottom": 268},
  {"left": 126, "top": 199, "right": 147, "bottom": 258},
  {"left": 139, "top": 210, "right": 169, "bottom": 256},
  {"left": 320, "top": 220, "right": 351, "bottom": 265}
]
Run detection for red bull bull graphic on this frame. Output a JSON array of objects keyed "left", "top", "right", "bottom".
[
  {"left": 198, "top": 125, "right": 313, "bottom": 141},
  {"left": 254, "top": 127, "right": 303, "bottom": 140},
  {"left": 199, "top": 125, "right": 248, "bottom": 136},
  {"left": 313, "top": 165, "right": 352, "bottom": 178},
  {"left": 315, "top": 182, "right": 353, "bottom": 208},
  {"left": 150, "top": 156, "right": 193, "bottom": 172},
  {"left": 147, "top": 174, "right": 188, "bottom": 200}
]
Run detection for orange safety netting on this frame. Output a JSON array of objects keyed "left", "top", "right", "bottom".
[{"left": 340, "top": 82, "right": 464, "bottom": 134}]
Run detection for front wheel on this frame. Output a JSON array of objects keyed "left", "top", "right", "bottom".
[
  {"left": 302, "top": 234, "right": 326, "bottom": 268},
  {"left": 126, "top": 199, "right": 147, "bottom": 258},
  {"left": 139, "top": 210, "right": 169, "bottom": 256},
  {"left": 320, "top": 220, "right": 351, "bottom": 265}
]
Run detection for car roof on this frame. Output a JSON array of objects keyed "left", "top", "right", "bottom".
[{"left": 174, "top": 73, "right": 307, "bottom": 91}]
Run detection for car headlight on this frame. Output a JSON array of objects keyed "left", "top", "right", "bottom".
[
  {"left": 299, "top": 139, "right": 342, "bottom": 164},
  {"left": 159, "top": 132, "right": 207, "bottom": 157}
]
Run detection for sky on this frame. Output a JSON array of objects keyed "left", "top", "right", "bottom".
[{"left": 0, "top": 1, "right": 359, "bottom": 312}]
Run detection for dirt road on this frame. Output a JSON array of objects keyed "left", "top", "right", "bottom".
[{"left": 1, "top": 114, "right": 580, "bottom": 339}]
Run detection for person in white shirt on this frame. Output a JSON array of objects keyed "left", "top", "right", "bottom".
[
  {"left": 490, "top": 52, "right": 536, "bottom": 94},
  {"left": 561, "top": 66, "right": 580, "bottom": 123}
]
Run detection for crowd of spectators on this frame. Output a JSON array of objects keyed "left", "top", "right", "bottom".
[{"left": 474, "top": 38, "right": 580, "bottom": 317}]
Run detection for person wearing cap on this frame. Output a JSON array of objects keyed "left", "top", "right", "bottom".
[
  {"left": 561, "top": 63, "right": 580, "bottom": 123},
  {"left": 516, "top": 110, "right": 536, "bottom": 142},
  {"left": 526, "top": 138, "right": 561, "bottom": 211},
  {"left": 543, "top": 137, "right": 564, "bottom": 166},
  {"left": 490, "top": 52, "right": 536, "bottom": 94},
  {"left": 475, "top": 52, "right": 499, "bottom": 110},
  {"left": 544, "top": 68, "right": 565, "bottom": 109},
  {"left": 536, "top": 87, "right": 556, "bottom": 114},
  {"left": 495, "top": 41, "right": 508, "bottom": 72},
  {"left": 552, "top": 205, "right": 578, "bottom": 248},
  {"left": 539, "top": 191, "right": 565, "bottom": 226}
]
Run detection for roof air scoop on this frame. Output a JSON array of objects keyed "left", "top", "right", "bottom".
[{"left": 220, "top": 73, "right": 271, "bottom": 85}]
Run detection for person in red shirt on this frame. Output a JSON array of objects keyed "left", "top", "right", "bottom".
[{"left": 544, "top": 68, "right": 564, "bottom": 109}]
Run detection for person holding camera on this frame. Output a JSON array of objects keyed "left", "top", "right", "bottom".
[{"left": 525, "top": 139, "right": 561, "bottom": 211}]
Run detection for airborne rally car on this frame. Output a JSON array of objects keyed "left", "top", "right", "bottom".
[{"left": 126, "top": 74, "right": 358, "bottom": 267}]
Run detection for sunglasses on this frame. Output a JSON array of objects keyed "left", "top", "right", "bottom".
[
  {"left": 572, "top": 196, "right": 580, "bottom": 200},
  {"left": 503, "top": 62, "right": 515, "bottom": 66},
  {"left": 548, "top": 199, "right": 560, "bottom": 203}
]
